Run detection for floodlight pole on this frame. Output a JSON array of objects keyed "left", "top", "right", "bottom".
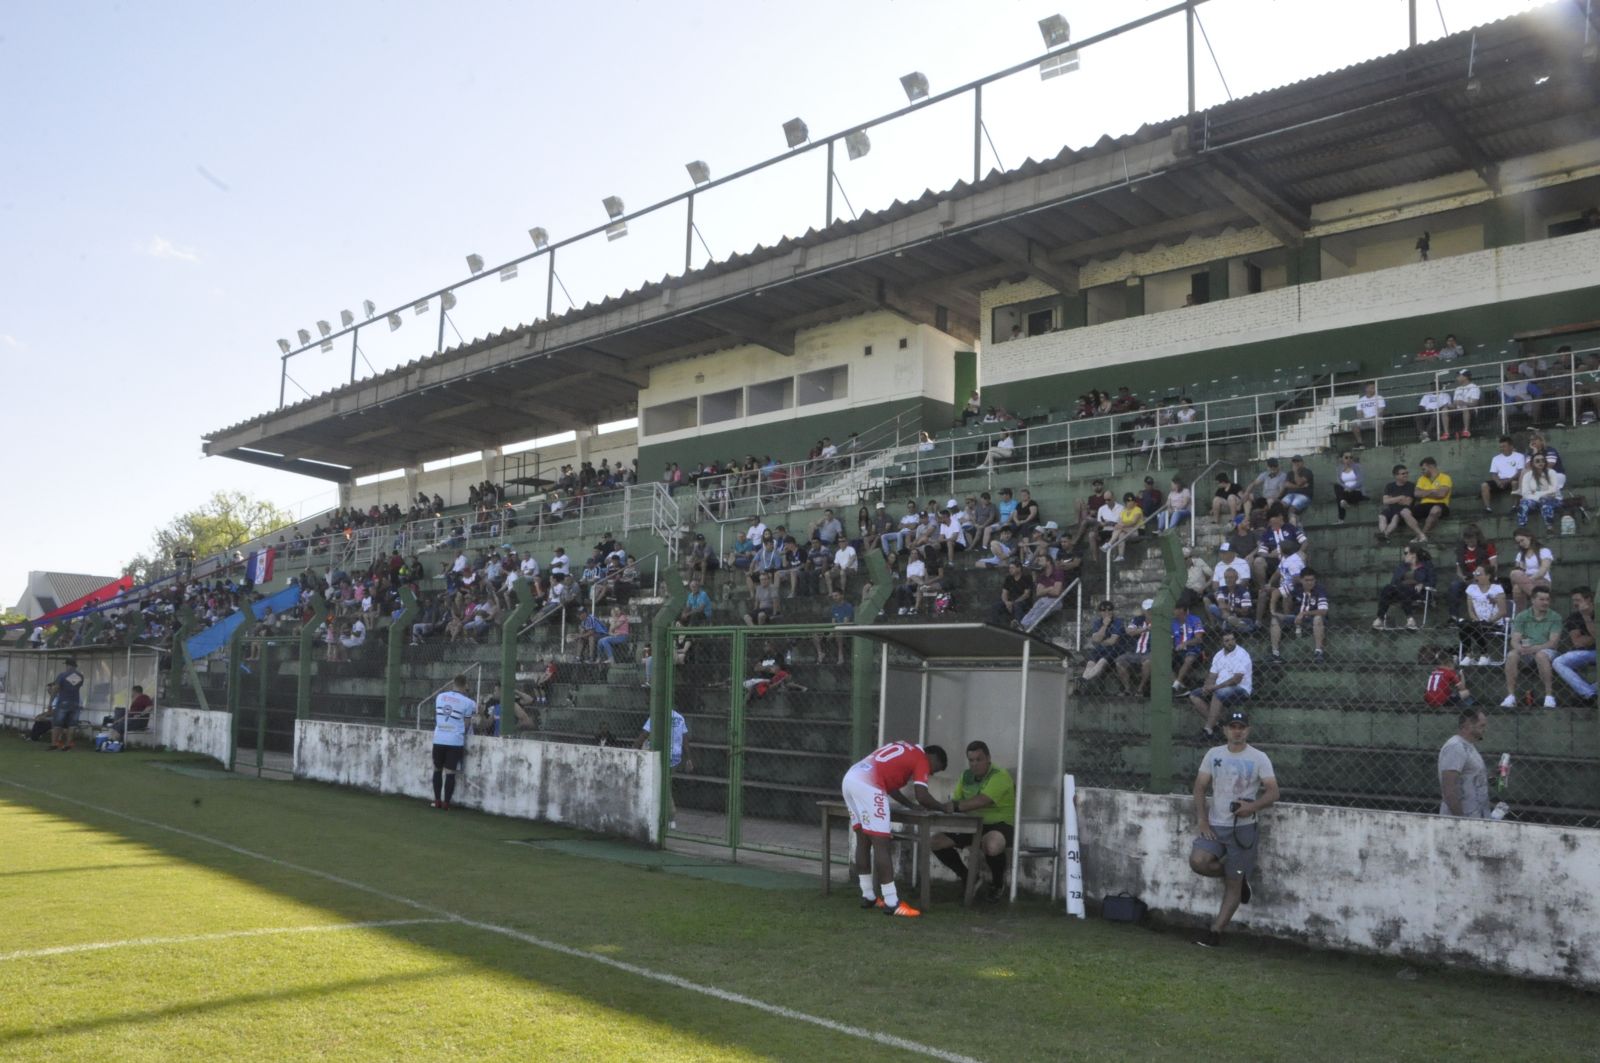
[
  {"left": 685, "top": 193, "right": 696, "bottom": 273},
  {"left": 436, "top": 307, "right": 446, "bottom": 355},
  {"left": 1409, "top": 0, "right": 1418, "bottom": 47},
  {"left": 825, "top": 140, "right": 836, "bottom": 226},
  {"left": 973, "top": 83, "right": 984, "bottom": 182},
  {"left": 1186, "top": 1, "right": 1197, "bottom": 114},
  {"left": 350, "top": 329, "right": 360, "bottom": 384},
  {"left": 545, "top": 248, "right": 557, "bottom": 319},
  {"left": 278, "top": 356, "right": 288, "bottom": 408}
]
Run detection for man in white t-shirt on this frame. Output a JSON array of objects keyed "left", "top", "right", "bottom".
[
  {"left": 430, "top": 674, "right": 477, "bottom": 809},
  {"left": 1351, "top": 382, "right": 1387, "bottom": 449},
  {"left": 979, "top": 430, "right": 1015, "bottom": 470},
  {"left": 1445, "top": 370, "right": 1481, "bottom": 439},
  {"left": 939, "top": 508, "right": 967, "bottom": 563},
  {"left": 1415, "top": 386, "right": 1451, "bottom": 443},
  {"left": 1208, "top": 542, "right": 1251, "bottom": 598},
  {"left": 549, "top": 547, "right": 571, "bottom": 577},
  {"left": 745, "top": 516, "right": 768, "bottom": 548},
  {"left": 1187, "top": 631, "right": 1253, "bottom": 742},
  {"left": 1190, "top": 710, "right": 1277, "bottom": 948},
  {"left": 827, "top": 541, "right": 858, "bottom": 595},
  {"left": 1438, "top": 708, "right": 1490, "bottom": 817},
  {"left": 1479, "top": 435, "right": 1527, "bottom": 513},
  {"left": 638, "top": 708, "right": 694, "bottom": 828}
]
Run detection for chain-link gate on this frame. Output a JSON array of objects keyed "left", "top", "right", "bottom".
[{"left": 233, "top": 637, "right": 300, "bottom": 778}]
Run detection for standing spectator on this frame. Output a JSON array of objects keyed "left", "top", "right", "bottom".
[
  {"left": 1078, "top": 602, "right": 1125, "bottom": 688},
  {"left": 1445, "top": 370, "right": 1480, "bottom": 438},
  {"left": 1171, "top": 603, "right": 1208, "bottom": 691},
  {"left": 1446, "top": 524, "right": 1498, "bottom": 621},
  {"left": 1459, "top": 565, "right": 1509, "bottom": 666},
  {"left": 1479, "top": 436, "right": 1527, "bottom": 513},
  {"left": 1508, "top": 530, "right": 1555, "bottom": 612},
  {"left": 428, "top": 675, "right": 477, "bottom": 810},
  {"left": 638, "top": 708, "right": 694, "bottom": 829},
  {"left": 1351, "top": 381, "right": 1387, "bottom": 449},
  {"left": 1553, "top": 586, "right": 1596, "bottom": 703},
  {"left": 1281, "top": 457, "right": 1314, "bottom": 515},
  {"left": 1501, "top": 585, "right": 1562, "bottom": 709},
  {"left": 1271, "top": 569, "right": 1329, "bottom": 663},
  {"left": 1188, "top": 631, "right": 1254, "bottom": 742},
  {"left": 1412, "top": 456, "right": 1453, "bottom": 542},
  {"left": 1374, "top": 546, "right": 1435, "bottom": 630},
  {"left": 1115, "top": 600, "right": 1155, "bottom": 696},
  {"left": 1415, "top": 381, "right": 1451, "bottom": 442},
  {"left": 1515, "top": 452, "right": 1566, "bottom": 532},
  {"left": 991, "top": 559, "right": 1034, "bottom": 628},
  {"left": 1376, "top": 464, "right": 1423, "bottom": 544},
  {"left": 47, "top": 657, "right": 85, "bottom": 751},
  {"left": 1332, "top": 451, "right": 1366, "bottom": 525},
  {"left": 1209, "top": 472, "right": 1245, "bottom": 525},
  {"left": 1160, "top": 477, "right": 1192, "bottom": 534},
  {"left": 1438, "top": 709, "right": 1490, "bottom": 818},
  {"left": 1190, "top": 711, "right": 1277, "bottom": 948}
]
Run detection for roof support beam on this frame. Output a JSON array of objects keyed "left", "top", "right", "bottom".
[
  {"left": 1194, "top": 156, "right": 1308, "bottom": 248},
  {"left": 1046, "top": 206, "right": 1243, "bottom": 264},
  {"left": 1418, "top": 97, "right": 1501, "bottom": 193},
  {"left": 966, "top": 226, "right": 1080, "bottom": 295},
  {"left": 696, "top": 307, "right": 796, "bottom": 357}
]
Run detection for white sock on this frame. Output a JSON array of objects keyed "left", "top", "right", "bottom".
[
  {"left": 858, "top": 874, "right": 875, "bottom": 900},
  {"left": 882, "top": 882, "right": 900, "bottom": 908}
]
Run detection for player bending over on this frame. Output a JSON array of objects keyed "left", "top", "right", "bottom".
[{"left": 841, "top": 740, "right": 948, "bottom": 917}]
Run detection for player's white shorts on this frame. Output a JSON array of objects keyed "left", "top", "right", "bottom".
[{"left": 841, "top": 766, "right": 892, "bottom": 837}]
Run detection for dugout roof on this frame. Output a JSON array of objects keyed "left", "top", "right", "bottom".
[
  {"left": 846, "top": 623, "right": 1069, "bottom": 663},
  {"left": 204, "top": 3, "right": 1600, "bottom": 479}
]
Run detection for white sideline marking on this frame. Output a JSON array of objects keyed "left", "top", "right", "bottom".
[
  {"left": 0, "top": 919, "right": 446, "bottom": 963},
  {"left": 0, "top": 779, "right": 981, "bottom": 1063}
]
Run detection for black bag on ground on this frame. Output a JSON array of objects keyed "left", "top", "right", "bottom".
[{"left": 1101, "top": 892, "right": 1148, "bottom": 923}]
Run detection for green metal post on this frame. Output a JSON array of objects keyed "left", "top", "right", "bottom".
[
  {"left": 650, "top": 565, "right": 687, "bottom": 846},
  {"left": 297, "top": 593, "right": 330, "bottom": 720},
  {"left": 1147, "top": 534, "right": 1185, "bottom": 792},
  {"left": 500, "top": 585, "right": 539, "bottom": 721},
  {"left": 256, "top": 640, "right": 271, "bottom": 771},
  {"left": 172, "top": 607, "right": 197, "bottom": 705},
  {"left": 852, "top": 552, "right": 896, "bottom": 759},
  {"left": 384, "top": 587, "right": 419, "bottom": 727},
  {"left": 224, "top": 616, "right": 249, "bottom": 772},
  {"left": 727, "top": 628, "right": 747, "bottom": 855}
]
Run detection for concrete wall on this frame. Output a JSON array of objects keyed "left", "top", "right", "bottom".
[
  {"left": 1078, "top": 788, "right": 1600, "bottom": 988},
  {"left": 293, "top": 720, "right": 660, "bottom": 843},
  {"left": 152, "top": 707, "right": 233, "bottom": 768}
]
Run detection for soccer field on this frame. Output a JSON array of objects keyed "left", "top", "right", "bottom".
[{"left": 0, "top": 743, "right": 1592, "bottom": 1062}]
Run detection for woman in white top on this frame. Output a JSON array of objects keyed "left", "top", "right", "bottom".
[
  {"left": 1515, "top": 453, "right": 1566, "bottom": 532},
  {"left": 1509, "top": 529, "right": 1555, "bottom": 612},
  {"left": 1333, "top": 452, "right": 1366, "bottom": 523},
  {"left": 1160, "top": 477, "right": 1193, "bottom": 533},
  {"left": 1460, "top": 565, "right": 1509, "bottom": 666},
  {"left": 917, "top": 431, "right": 936, "bottom": 453}
]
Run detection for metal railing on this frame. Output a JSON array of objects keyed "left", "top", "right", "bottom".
[{"left": 414, "top": 661, "right": 487, "bottom": 731}]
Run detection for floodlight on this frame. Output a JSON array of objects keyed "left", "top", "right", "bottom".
[
  {"left": 413, "top": 298, "right": 430, "bottom": 315},
  {"left": 1040, "top": 50, "right": 1081, "bottom": 80},
  {"left": 845, "top": 129, "right": 872, "bottom": 160},
  {"left": 441, "top": 291, "right": 457, "bottom": 311},
  {"left": 296, "top": 328, "right": 311, "bottom": 346},
  {"left": 782, "top": 117, "right": 809, "bottom": 148},
  {"left": 387, "top": 313, "right": 403, "bottom": 332},
  {"left": 466, "top": 253, "right": 485, "bottom": 274},
  {"left": 603, "top": 196, "right": 627, "bottom": 241},
  {"left": 362, "top": 299, "right": 377, "bottom": 318},
  {"left": 316, "top": 319, "right": 331, "bottom": 337},
  {"left": 499, "top": 264, "right": 519, "bottom": 282},
  {"left": 276, "top": 338, "right": 290, "bottom": 354},
  {"left": 900, "top": 72, "right": 929, "bottom": 102},
  {"left": 339, "top": 309, "right": 354, "bottom": 328},
  {"left": 686, "top": 160, "right": 711, "bottom": 186},
  {"left": 528, "top": 227, "right": 549, "bottom": 249},
  {"left": 319, "top": 339, "right": 333, "bottom": 352},
  {"left": 1038, "top": 14, "right": 1070, "bottom": 48}
]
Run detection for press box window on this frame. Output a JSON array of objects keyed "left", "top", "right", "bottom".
[
  {"left": 796, "top": 366, "right": 848, "bottom": 406},
  {"left": 747, "top": 377, "right": 794, "bottom": 416},
  {"left": 642, "top": 398, "right": 697, "bottom": 436}
]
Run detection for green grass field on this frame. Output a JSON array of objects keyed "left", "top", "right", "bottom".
[{"left": 1, "top": 741, "right": 1594, "bottom": 1062}]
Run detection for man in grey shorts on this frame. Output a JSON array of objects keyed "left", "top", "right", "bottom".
[{"left": 1190, "top": 709, "right": 1278, "bottom": 947}]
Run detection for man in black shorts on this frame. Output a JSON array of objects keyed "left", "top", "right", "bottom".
[
  {"left": 430, "top": 674, "right": 477, "bottom": 809},
  {"left": 930, "top": 740, "right": 1016, "bottom": 902}
]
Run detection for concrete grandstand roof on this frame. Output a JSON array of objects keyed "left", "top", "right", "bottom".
[{"left": 204, "top": 3, "right": 1600, "bottom": 479}]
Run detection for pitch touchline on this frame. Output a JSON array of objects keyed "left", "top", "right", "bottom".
[
  {"left": 0, "top": 779, "right": 982, "bottom": 1063},
  {"left": 0, "top": 920, "right": 447, "bottom": 963}
]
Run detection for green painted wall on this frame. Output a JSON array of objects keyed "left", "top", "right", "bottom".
[
  {"left": 983, "top": 283, "right": 1600, "bottom": 416},
  {"left": 953, "top": 351, "right": 977, "bottom": 411}
]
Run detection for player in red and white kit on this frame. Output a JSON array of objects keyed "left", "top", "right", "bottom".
[{"left": 841, "top": 740, "right": 948, "bottom": 917}]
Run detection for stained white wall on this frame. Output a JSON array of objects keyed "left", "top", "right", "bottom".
[
  {"left": 153, "top": 707, "right": 233, "bottom": 768},
  {"left": 1077, "top": 788, "right": 1600, "bottom": 989}
]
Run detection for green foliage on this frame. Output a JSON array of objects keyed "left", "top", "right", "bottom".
[
  {"left": 0, "top": 608, "right": 24, "bottom": 626},
  {"left": 125, "top": 490, "right": 293, "bottom": 582}
]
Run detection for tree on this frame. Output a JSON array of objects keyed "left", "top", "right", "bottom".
[{"left": 125, "top": 490, "right": 294, "bottom": 583}]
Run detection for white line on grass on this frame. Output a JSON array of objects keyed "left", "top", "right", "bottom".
[
  {"left": 0, "top": 919, "right": 447, "bottom": 963},
  {"left": 0, "top": 779, "right": 982, "bottom": 1063}
]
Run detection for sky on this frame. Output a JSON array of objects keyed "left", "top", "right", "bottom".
[{"left": 0, "top": 0, "right": 1546, "bottom": 607}]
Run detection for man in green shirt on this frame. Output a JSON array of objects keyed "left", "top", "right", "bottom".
[
  {"left": 1502, "top": 585, "right": 1563, "bottom": 709},
  {"left": 930, "top": 740, "right": 1016, "bottom": 902}
]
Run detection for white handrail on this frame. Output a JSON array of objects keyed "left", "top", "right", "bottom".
[{"left": 415, "top": 660, "right": 486, "bottom": 731}]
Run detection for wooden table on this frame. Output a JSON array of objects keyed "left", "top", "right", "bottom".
[{"left": 818, "top": 800, "right": 986, "bottom": 908}]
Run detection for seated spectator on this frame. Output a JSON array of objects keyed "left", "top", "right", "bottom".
[
  {"left": 1412, "top": 456, "right": 1453, "bottom": 542},
  {"left": 811, "top": 589, "right": 855, "bottom": 665},
  {"left": 525, "top": 660, "right": 557, "bottom": 704},
  {"left": 1137, "top": 477, "right": 1164, "bottom": 517},
  {"left": 1209, "top": 473, "right": 1245, "bottom": 525},
  {"left": 1020, "top": 554, "right": 1070, "bottom": 632},
  {"left": 1458, "top": 565, "right": 1509, "bottom": 666},
  {"left": 1376, "top": 463, "right": 1423, "bottom": 544},
  {"left": 1479, "top": 435, "right": 1528, "bottom": 514},
  {"left": 679, "top": 578, "right": 714, "bottom": 626},
  {"left": 1374, "top": 546, "right": 1435, "bottom": 630},
  {"left": 1282, "top": 457, "right": 1313, "bottom": 514},
  {"left": 917, "top": 430, "right": 936, "bottom": 453},
  {"left": 1527, "top": 430, "right": 1564, "bottom": 477},
  {"left": 1351, "top": 382, "right": 1387, "bottom": 448},
  {"left": 776, "top": 536, "right": 804, "bottom": 597},
  {"left": 1100, "top": 493, "right": 1144, "bottom": 563},
  {"left": 828, "top": 539, "right": 859, "bottom": 595},
  {"left": 1110, "top": 386, "right": 1140, "bottom": 414},
  {"left": 1209, "top": 541, "right": 1251, "bottom": 600},
  {"left": 1250, "top": 509, "right": 1308, "bottom": 623},
  {"left": 1416, "top": 383, "right": 1451, "bottom": 442},
  {"left": 1171, "top": 604, "right": 1207, "bottom": 691},
  {"left": 1332, "top": 451, "right": 1366, "bottom": 524},
  {"left": 104, "top": 685, "right": 155, "bottom": 739},
  {"left": 1424, "top": 661, "right": 1473, "bottom": 709},
  {"left": 871, "top": 501, "right": 904, "bottom": 559},
  {"left": 744, "top": 572, "right": 781, "bottom": 626},
  {"left": 1159, "top": 477, "right": 1192, "bottom": 533},
  {"left": 893, "top": 548, "right": 932, "bottom": 615},
  {"left": 1270, "top": 569, "right": 1328, "bottom": 663},
  {"left": 979, "top": 430, "right": 1015, "bottom": 470},
  {"left": 1554, "top": 587, "right": 1596, "bottom": 702},
  {"left": 1091, "top": 491, "right": 1124, "bottom": 552},
  {"left": 1499, "top": 363, "right": 1538, "bottom": 421},
  {"left": 1078, "top": 602, "right": 1125, "bottom": 687},
  {"left": 342, "top": 617, "right": 368, "bottom": 651},
  {"left": 1417, "top": 336, "right": 1440, "bottom": 360},
  {"left": 961, "top": 389, "right": 982, "bottom": 426},
  {"left": 1446, "top": 524, "right": 1498, "bottom": 620},
  {"left": 1070, "top": 479, "right": 1111, "bottom": 549},
  {"left": 1115, "top": 600, "right": 1156, "bottom": 696},
  {"left": 810, "top": 509, "right": 844, "bottom": 547},
  {"left": 991, "top": 559, "right": 1034, "bottom": 628},
  {"left": 1188, "top": 631, "right": 1252, "bottom": 743},
  {"left": 1574, "top": 352, "right": 1600, "bottom": 424},
  {"left": 1008, "top": 488, "right": 1041, "bottom": 538},
  {"left": 1445, "top": 370, "right": 1480, "bottom": 438},
  {"left": 1180, "top": 545, "right": 1211, "bottom": 610},
  {"left": 1209, "top": 567, "right": 1256, "bottom": 636},
  {"left": 1515, "top": 451, "right": 1566, "bottom": 532},
  {"left": 1501, "top": 585, "right": 1562, "bottom": 709},
  {"left": 1243, "top": 458, "right": 1288, "bottom": 514},
  {"left": 597, "top": 608, "right": 631, "bottom": 663}
]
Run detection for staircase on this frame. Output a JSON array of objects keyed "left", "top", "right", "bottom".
[{"left": 1260, "top": 396, "right": 1348, "bottom": 460}]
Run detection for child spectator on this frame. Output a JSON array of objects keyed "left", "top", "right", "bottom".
[{"left": 1424, "top": 661, "right": 1472, "bottom": 708}]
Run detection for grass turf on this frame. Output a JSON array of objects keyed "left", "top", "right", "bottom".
[{"left": 0, "top": 741, "right": 1593, "bottom": 1062}]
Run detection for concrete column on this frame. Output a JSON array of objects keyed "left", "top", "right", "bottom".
[
  {"left": 403, "top": 467, "right": 420, "bottom": 505},
  {"left": 1123, "top": 276, "right": 1144, "bottom": 319},
  {"left": 1287, "top": 238, "right": 1322, "bottom": 286},
  {"left": 574, "top": 428, "right": 594, "bottom": 465},
  {"left": 337, "top": 481, "right": 353, "bottom": 509},
  {"left": 479, "top": 447, "right": 502, "bottom": 486}
]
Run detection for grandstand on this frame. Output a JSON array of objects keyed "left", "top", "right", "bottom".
[{"left": 5, "top": 1, "right": 1600, "bottom": 984}]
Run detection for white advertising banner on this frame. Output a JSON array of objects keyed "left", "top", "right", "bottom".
[{"left": 1063, "top": 773, "right": 1085, "bottom": 918}]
